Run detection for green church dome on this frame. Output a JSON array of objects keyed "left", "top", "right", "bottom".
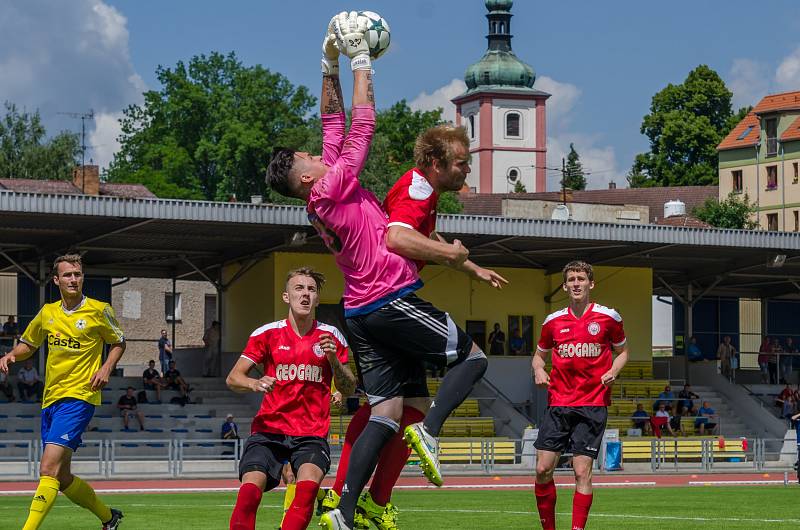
[{"left": 465, "top": 0, "right": 535, "bottom": 90}]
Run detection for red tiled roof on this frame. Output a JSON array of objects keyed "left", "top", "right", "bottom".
[
  {"left": 654, "top": 214, "right": 711, "bottom": 228},
  {"left": 717, "top": 112, "right": 760, "bottom": 151},
  {"left": 0, "top": 178, "right": 156, "bottom": 198},
  {"left": 0, "top": 178, "right": 81, "bottom": 194},
  {"left": 459, "top": 186, "right": 718, "bottom": 223},
  {"left": 752, "top": 91, "right": 800, "bottom": 114},
  {"left": 780, "top": 115, "right": 800, "bottom": 142}
]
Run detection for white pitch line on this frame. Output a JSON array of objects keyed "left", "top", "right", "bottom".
[{"left": 688, "top": 480, "right": 787, "bottom": 486}]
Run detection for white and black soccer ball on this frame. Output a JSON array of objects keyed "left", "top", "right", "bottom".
[{"left": 358, "top": 11, "right": 391, "bottom": 59}]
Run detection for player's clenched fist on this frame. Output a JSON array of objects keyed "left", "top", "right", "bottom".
[
  {"left": 252, "top": 375, "right": 276, "bottom": 393},
  {"left": 333, "top": 11, "right": 370, "bottom": 70}
]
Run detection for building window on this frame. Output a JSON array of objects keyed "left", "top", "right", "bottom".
[
  {"left": 794, "top": 211, "right": 799, "bottom": 232},
  {"left": 505, "top": 111, "right": 521, "bottom": 138},
  {"left": 483, "top": 71, "right": 490, "bottom": 84},
  {"left": 468, "top": 114, "right": 475, "bottom": 140},
  {"left": 767, "top": 213, "right": 779, "bottom": 231},
  {"left": 732, "top": 170, "right": 743, "bottom": 193},
  {"left": 766, "top": 165, "right": 778, "bottom": 190},
  {"left": 794, "top": 162, "right": 798, "bottom": 184},
  {"left": 165, "top": 292, "right": 182, "bottom": 322},
  {"left": 765, "top": 118, "right": 778, "bottom": 157}
]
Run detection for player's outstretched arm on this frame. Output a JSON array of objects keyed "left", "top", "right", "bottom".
[
  {"left": 532, "top": 348, "right": 551, "bottom": 388},
  {"left": 0, "top": 341, "right": 36, "bottom": 373},
  {"left": 601, "top": 343, "right": 629, "bottom": 386},
  {"left": 430, "top": 232, "right": 508, "bottom": 289},
  {"left": 226, "top": 357, "right": 276, "bottom": 394}
]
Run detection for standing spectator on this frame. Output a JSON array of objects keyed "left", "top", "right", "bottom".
[
  {"left": 758, "top": 337, "right": 772, "bottom": 384},
  {"left": 117, "top": 387, "right": 144, "bottom": 431},
  {"left": 1, "top": 315, "right": 18, "bottom": 352},
  {"left": 677, "top": 384, "right": 699, "bottom": 414},
  {"left": 142, "top": 360, "right": 166, "bottom": 403},
  {"left": 631, "top": 403, "right": 650, "bottom": 435},
  {"left": 488, "top": 322, "right": 505, "bottom": 356},
  {"left": 202, "top": 321, "right": 221, "bottom": 377},
  {"left": 782, "top": 337, "right": 797, "bottom": 384},
  {"left": 687, "top": 336, "right": 703, "bottom": 361},
  {"left": 695, "top": 401, "right": 717, "bottom": 435},
  {"left": 0, "top": 367, "right": 15, "bottom": 401},
  {"left": 164, "top": 360, "right": 190, "bottom": 398},
  {"left": 509, "top": 329, "right": 525, "bottom": 356},
  {"left": 769, "top": 337, "right": 783, "bottom": 384},
  {"left": 782, "top": 395, "right": 796, "bottom": 427},
  {"left": 157, "top": 329, "right": 173, "bottom": 376},
  {"left": 717, "top": 335, "right": 736, "bottom": 378},
  {"left": 17, "top": 359, "right": 43, "bottom": 401},
  {"left": 654, "top": 385, "right": 675, "bottom": 412}
]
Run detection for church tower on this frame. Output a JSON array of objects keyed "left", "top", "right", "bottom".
[{"left": 452, "top": 0, "right": 550, "bottom": 193}]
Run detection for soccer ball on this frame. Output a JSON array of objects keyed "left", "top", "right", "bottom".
[{"left": 358, "top": 11, "right": 391, "bottom": 59}]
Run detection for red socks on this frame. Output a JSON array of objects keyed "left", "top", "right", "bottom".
[
  {"left": 572, "top": 491, "right": 593, "bottom": 530},
  {"left": 534, "top": 480, "right": 556, "bottom": 530},
  {"left": 368, "top": 406, "right": 425, "bottom": 505},
  {"left": 332, "top": 403, "right": 371, "bottom": 495},
  {"left": 230, "top": 482, "right": 262, "bottom": 530},
  {"left": 281, "top": 480, "right": 320, "bottom": 530}
]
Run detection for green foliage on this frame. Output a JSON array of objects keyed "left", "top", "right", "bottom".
[
  {"left": 563, "top": 143, "right": 586, "bottom": 190},
  {"left": 629, "top": 65, "right": 742, "bottom": 188},
  {"left": 0, "top": 102, "right": 80, "bottom": 180},
  {"left": 693, "top": 192, "right": 758, "bottom": 229},
  {"left": 513, "top": 180, "right": 527, "bottom": 193},
  {"left": 106, "top": 52, "right": 316, "bottom": 201}
]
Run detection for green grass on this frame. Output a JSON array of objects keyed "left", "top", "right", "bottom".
[{"left": 1, "top": 486, "right": 799, "bottom": 529}]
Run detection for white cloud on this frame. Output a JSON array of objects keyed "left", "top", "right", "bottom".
[
  {"left": 0, "top": 0, "right": 144, "bottom": 171},
  {"left": 533, "top": 76, "right": 581, "bottom": 130},
  {"left": 88, "top": 111, "right": 124, "bottom": 170},
  {"left": 728, "top": 58, "right": 770, "bottom": 110},
  {"left": 776, "top": 46, "right": 800, "bottom": 90},
  {"left": 408, "top": 78, "right": 466, "bottom": 123}
]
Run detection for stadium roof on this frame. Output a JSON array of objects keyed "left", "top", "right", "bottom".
[{"left": 2, "top": 190, "right": 800, "bottom": 299}]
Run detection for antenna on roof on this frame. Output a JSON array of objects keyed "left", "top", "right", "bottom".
[{"left": 57, "top": 109, "right": 94, "bottom": 192}]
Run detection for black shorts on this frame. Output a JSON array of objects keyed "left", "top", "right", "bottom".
[
  {"left": 346, "top": 293, "right": 474, "bottom": 406},
  {"left": 238, "top": 432, "right": 330, "bottom": 491},
  {"left": 533, "top": 406, "right": 608, "bottom": 459}
]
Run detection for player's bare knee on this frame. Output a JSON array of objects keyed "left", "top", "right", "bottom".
[{"left": 535, "top": 465, "right": 554, "bottom": 482}]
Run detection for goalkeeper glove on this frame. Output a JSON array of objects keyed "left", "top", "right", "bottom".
[
  {"left": 333, "top": 11, "right": 371, "bottom": 71},
  {"left": 321, "top": 13, "right": 341, "bottom": 75}
]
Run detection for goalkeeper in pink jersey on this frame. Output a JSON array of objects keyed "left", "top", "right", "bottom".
[{"left": 266, "top": 13, "right": 489, "bottom": 530}]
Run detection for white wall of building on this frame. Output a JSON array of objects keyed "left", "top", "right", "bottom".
[
  {"left": 493, "top": 151, "right": 536, "bottom": 193},
  {"left": 491, "top": 98, "right": 536, "bottom": 147},
  {"left": 466, "top": 151, "right": 482, "bottom": 192}
]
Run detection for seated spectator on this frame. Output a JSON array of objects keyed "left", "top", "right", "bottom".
[
  {"left": 652, "top": 403, "right": 675, "bottom": 437},
  {"left": 142, "top": 359, "right": 166, "bottom": 403},
  {"left": 509, "top": 330, "right": 525, "bottom": 356},
  {"left": 164, "top": 360, "right": 190, "bottom": 398},
  {"left": 687, "top": 336, "right": 703, "bottom": 361},
  {"left": 695, "top": 401, "right": 717, "bottom": 435},
  {"left": 678, "top": 384, "right": 699, "bottom": 414},
  {"left": 631, "top": 403, "right": 650, "bottom": 435},
  {"left": 0, "top": 368, "right": 15, "bottom": 402},
  {"left": 777, "top": 383, "right": 793, "bottom": 408},
  {"left": 16, "top": 359, "right": 43, "bottom": 402},
  {"left": 0, "top": 315, "right": 18, "bottom": 352},
  {"left": 117, "top": 387, "right": 145, "bottom": 431},
  {"left": 221, "top": 413, "right": 239, "bottom": 456},
  {"left": 654, "top": 385, "right": 675, "bottom": 412}
]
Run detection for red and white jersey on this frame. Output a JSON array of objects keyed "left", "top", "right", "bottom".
[
  {"left": 241, "top": 319, "right": 348, "bottom": 437},
  {"left": 383, "top": 168, "right": 438, "bottom": 271},
  {"left": 537, "top": 303, "right": 626, "bottom": 407}
]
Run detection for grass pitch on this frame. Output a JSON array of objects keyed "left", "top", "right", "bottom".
[{"left": 0, "top": 486, "right": 798, "bottom": 529}]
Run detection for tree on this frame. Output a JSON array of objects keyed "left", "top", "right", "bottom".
[
  {"left": 0, "top": 102, "right": 80, "bottom": 180},
  {"left": 513, "top": 180, "right": 527, "bottom": 193},
  {"left": 628, "top": 65, "right": 747, "bottom": 188},
  {"left": 106, "top": 52, "right": 316, "bottom": 201},
  {"left": 693, "top": 192, "right": 758, "bottom": 229},
  {"left": 563, "top": 143, "right": 586, "bottom": 190}
]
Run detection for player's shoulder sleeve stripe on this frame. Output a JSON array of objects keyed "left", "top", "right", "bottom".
[
  {"left": 249, "top": 319, "right": 286, "bottom": 338},
  {"left": 387, "top": 221, "right": 415, "bottom": 230},
  {"left": 317, "top": 322, "right": 348, "bottom": 347},
  {"left": 239, "top": 354, "right": 257, "bottom": 364},
  {"left": 542, "top": 307, "right": 569, "bottom": 327},
  {"left": 592, "top": 304, "right": 622, "bottom": 322},
  {"left": 409, "top": 170, "right": 434, "bottom": 200}
]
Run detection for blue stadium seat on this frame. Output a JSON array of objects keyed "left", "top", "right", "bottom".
[
  {"left": 146, "top": 428, "right": 164, "bottom": 433},
  {"left": 15, "top": 429, "right": 33, "bottom": 433},
  {"left": 0, "top": 414, "right": 8, "bottom": 418},
  {"left": 16, "top": 414, "right": 35, "bottom": 418},
  {"left": 171, "top": 428, "right": 189, "bottom": 433},
  {"left": 198, "top": 443, "right": 215, "bottom": 447},
  {"left": 146, "top": 443, "right": 166, "bottom": 448},
  {"left": 195, "top": 415, "right": 212, "bottom": 419},
  {"left": 121, "top": 443, "right": 139, "bottom": 448},
  {"left": 170, "top": 414, "right": 188, "bottom": 419},
  {"left": 195, "top": 429, "right": 213, "bottom": 433},
  {"left": 145, "top": 415, "right": 163, "bottom": 419}
]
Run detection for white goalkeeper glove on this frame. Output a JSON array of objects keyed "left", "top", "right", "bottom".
[
  {"left": 333, "top": 11, "right": 371, "bottom": 71},
  {"left": 321, "top": 13, "right": 341, "bottom": 76}
]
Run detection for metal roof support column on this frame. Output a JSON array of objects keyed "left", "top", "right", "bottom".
[
  {"left": 685, "top": 284, "right": 693, "bottom": 385},
  {"left": 171, "top": 276, "right": 177, "bottom": 351},
  {"left": 217, "top": 268, "right": 224, "bottom": 378},
  {"left": 37, "top": 259, "right": 46, "bottom": 375}
]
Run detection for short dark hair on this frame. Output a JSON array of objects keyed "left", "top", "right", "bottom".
[
  {"left": 149, "top": 360, "right": 155, "bottom": 364},
  {"left": 127, "top": 386, "right": 135, "bottom": 391},
  {"left": 52, "top": 253, "right": 83, "bottom": 277},
  {"left": 266, "top": 147, "right": 298, "bottom": 198},
  {"left": 562, "top": 260, "right": 594, "bottom": 283}
]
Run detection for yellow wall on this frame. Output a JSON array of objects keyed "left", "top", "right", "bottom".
[
  {"left": 222, "top": 253, "right": 653, "bottom": 362},
  {"left": 546, "top": 266, "right": 653, "bottom": 362}
]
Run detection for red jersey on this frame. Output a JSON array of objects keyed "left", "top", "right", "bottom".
[
  {"left": 241, "top": 319, "right": 348, "bottom": 437},
  {"left": 537, "top": 303, "right": 626, "bottom": 407},
  {"left": 383, "top": 168, "right": 438, "bottom": 271}
]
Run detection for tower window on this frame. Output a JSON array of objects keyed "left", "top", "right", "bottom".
[
  {"left": 505, "top": 111, "right": 521, "bottom": 138},
  {"left": 468, "top": 115, "right": 475, "bottom": 140},
  {"left": 499, "top": 22, "right": 505, "bottom": 33}
]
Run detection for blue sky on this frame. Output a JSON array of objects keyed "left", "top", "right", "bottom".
[{"left": 3, "top": 0, "right": 800, "bottom": 190}]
